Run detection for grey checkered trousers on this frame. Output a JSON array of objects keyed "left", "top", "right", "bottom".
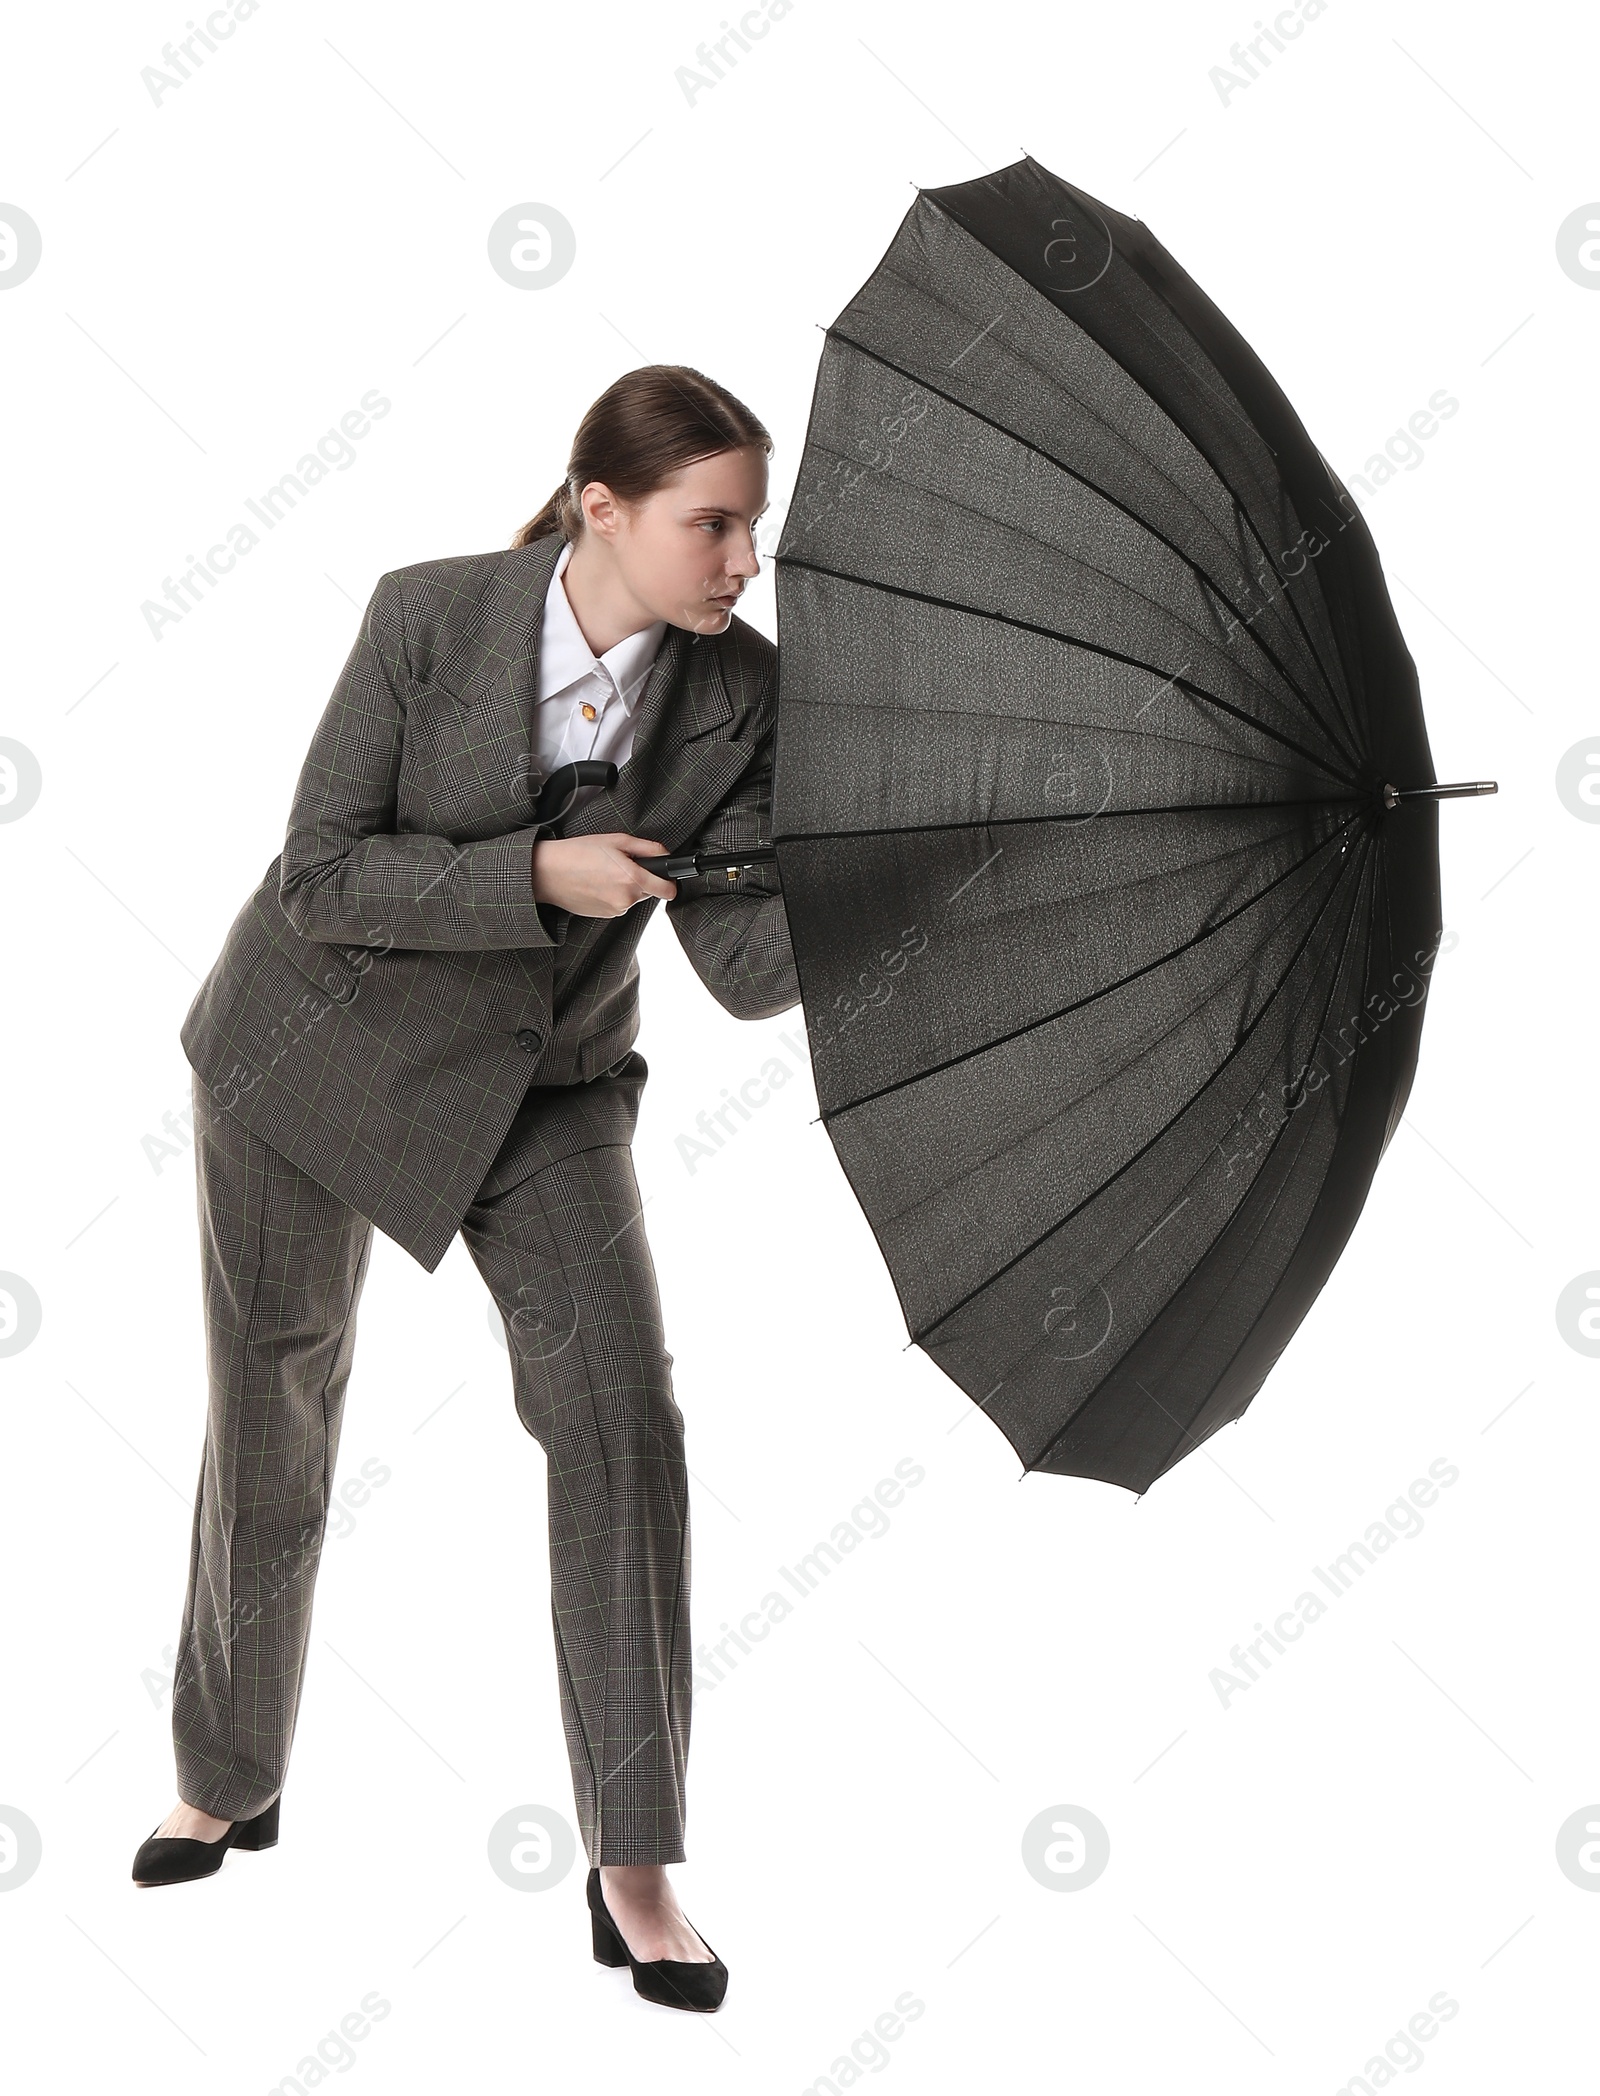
[{"left": 172, "top": 1051, "right": 694, "bottom": 1865}]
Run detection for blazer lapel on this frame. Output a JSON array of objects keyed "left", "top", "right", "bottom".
[
  {"left": 556, "top": 623, "right": 736, "bottom": 844},
  {"left": 451, "top": 535, "right": 740, "bottom": 849}
]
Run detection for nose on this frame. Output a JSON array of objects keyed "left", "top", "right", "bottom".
[{"left": 729, "top": 530, "right": 760, "bottom": 579}]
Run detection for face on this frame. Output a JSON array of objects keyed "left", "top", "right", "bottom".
[{"left": 575, "top": 444, "right": 770, "bottom": 634}]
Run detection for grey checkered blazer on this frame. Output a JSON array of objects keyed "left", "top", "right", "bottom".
[{"left": 180, "top": 529, "right": 800, "bottom": 1272}]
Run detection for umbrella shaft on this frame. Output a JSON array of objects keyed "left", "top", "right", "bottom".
[{"left": 1384, "top": 780, "right": 1498, "bottom": 807}]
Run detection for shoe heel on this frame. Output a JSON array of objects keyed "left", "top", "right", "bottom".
[
  {"left": 591, "top": 1906, "right": 628, "bottom": 1967},
  {"left": 233, "top": 1797, "right": 280, "bottom": 1851}
]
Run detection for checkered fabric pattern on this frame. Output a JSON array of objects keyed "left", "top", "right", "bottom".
[
  {"left": 180, "top": 530, "right": 800, "bottom": 1272},
  {"left": 168, "top": 531, "right": 803, "bottom": 1862},
  {"left": 174, "top": 1056, "right": 696, "bottom": 1864}
]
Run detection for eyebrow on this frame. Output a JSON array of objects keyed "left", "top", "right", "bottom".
[{"left": 685, "top": 504, "right": 770, "bottom": 519}]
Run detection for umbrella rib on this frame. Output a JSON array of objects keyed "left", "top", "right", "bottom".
[
  {"left": 1024, "top": 830, "right": 1382, "bottom": 1480},
  {"left": 920, "top": 189, "right": 1377, "bottom": 781},
  {"left": 813, "top": 813, "right": 1326, "bottom": 990},
  {"left": 775, "top": 556, "right": 1365, "bottom": 793},
  {"left": 907, "top": 820, "right": 1376, "bottom": 1348},
  {"left": 1109, "top": 275, "right": 1283, "bottom": 464},
  {"left": 1159, "top": 834, "right": 1381, "bottom": 1469},
  {"left": 781, "top": 685, "right": 1345, "bottom": 801},
  {"left": 822, "top": 807, "right": 1363, "bottom": 1124},
  {"left": 1100, "top": 291, "right": 1367, "bottom": 760},
  {"left": 997, "top": 244, "right": 1367, "bottom": 761},
  {"left": 871, "top": 827, "right": 1357, "bottom": 1211},
  {"left": 921, "top": 185, "right": 1279, "bottom": 478},
  {"left": 1225, "top": 493, "right": 1365, "bottom": 761},
  {"left": 823, "top": 324, "right": 1365, "bottom": 779},
  {"left": 785, "top": 458, "right": 1356, "bottom": 787}
]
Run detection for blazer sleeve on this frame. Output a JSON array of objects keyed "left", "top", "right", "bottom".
[
  {"left": 664, "top": 661, "right": 801, "bottom": 1022},
  {"left": 277, "top": 570, "right": 569, "bottom": 951}
]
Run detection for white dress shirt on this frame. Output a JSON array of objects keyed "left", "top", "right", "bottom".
[{"left": 535, "top": 538, "right": 668, "bottom": 819}]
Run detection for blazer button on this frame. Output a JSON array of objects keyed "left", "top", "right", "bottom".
[{"left": 515, "top": 1028, "right": 543, "bottom": 1053}]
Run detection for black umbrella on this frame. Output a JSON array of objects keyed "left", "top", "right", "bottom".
[{"left": 732, "top": 155, "right": 1496, "bottom": 1498}]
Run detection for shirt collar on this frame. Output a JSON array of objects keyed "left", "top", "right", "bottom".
[{"left": 537, "top": 538, "right": 668, "bottom": 714}]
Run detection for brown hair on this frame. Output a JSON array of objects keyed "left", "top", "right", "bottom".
[{"left": 513, "top": 364, "right": 772, "bottom": 548}]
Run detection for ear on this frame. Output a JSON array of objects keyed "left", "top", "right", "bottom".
[{"left": 576, "top": 480, "right": 624, "bottom": 539}]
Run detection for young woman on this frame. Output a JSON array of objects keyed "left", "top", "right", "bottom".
[{"left": 130, "top": 365, "right": 799, "bottom": 2014}]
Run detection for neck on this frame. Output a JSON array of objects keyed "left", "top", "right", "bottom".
[{"left": 560, "top": 535, "right": 659, "bottom": 657}]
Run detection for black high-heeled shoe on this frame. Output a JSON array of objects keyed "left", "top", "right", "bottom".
[
  {"left": 131, "top": 1796, "right": 281, "bottom": 1886},
  {"left": 586, "top": 1865, "right": 729, "bottom": 2012}
]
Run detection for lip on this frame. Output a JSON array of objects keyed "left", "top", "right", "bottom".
[{"left": 709, "top": 592, "right": 741, "bottom": 605}]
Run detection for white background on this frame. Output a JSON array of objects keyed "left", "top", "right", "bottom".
[{"left": 1, "top": 0, "right": 1594, "bottom": 2087}]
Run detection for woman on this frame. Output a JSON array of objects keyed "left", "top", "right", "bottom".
[{"left": 130, "top": 365, "right": 799, "bottom": 2014}]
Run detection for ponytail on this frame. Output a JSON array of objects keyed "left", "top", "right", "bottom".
[{"left": 512, "top": 478, "right": 575, "bottom": 549}]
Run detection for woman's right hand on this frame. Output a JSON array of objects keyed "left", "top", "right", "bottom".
[{"left": 531, "top": 833, "right": 678, "bottom": 919}]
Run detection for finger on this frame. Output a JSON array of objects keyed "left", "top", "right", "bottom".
[{"left": 614, "top": 836, "right": 669, "bottom": 859}]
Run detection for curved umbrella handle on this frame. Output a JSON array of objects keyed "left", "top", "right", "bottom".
[{"left": 533, "top": 758, "right": 618, "bottom": 825}]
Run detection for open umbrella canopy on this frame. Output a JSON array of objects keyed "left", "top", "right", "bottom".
[{"left": 768, "top": 155, "right": 1490, "bottom": 1496}]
